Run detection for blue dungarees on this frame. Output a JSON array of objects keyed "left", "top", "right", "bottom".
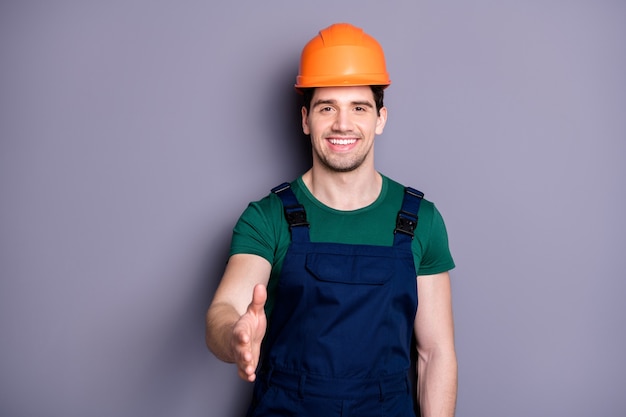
[{"left": 247, "top": 183, "right": 423, "bottom": 417}]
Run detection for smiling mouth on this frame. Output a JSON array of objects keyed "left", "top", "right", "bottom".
[{"left": 328, "top": 138, "right": 357, "bottom": 145}]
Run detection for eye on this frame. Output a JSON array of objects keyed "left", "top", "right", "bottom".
[{"left": 319, "top": 106, "right": 333, "bottom": 112}]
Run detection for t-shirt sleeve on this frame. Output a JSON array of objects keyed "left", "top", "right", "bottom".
[
  {"left": 229, "top": 196, "right": 282, "bottom": 265},
  {"left": 415, "top": 202, "right": 455, "bottom": 275}
]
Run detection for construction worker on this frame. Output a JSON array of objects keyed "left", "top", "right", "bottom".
[{"left": 206, "top": 23, "right": 457, "bottom": 417}]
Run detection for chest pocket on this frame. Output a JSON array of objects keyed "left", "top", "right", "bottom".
[{"left": 305, "top": 251, "right": 393, "bottom": 285}]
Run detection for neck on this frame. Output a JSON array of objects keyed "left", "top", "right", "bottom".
[{"left": 302, "top": 166, "right": 383, "bottom": 211}]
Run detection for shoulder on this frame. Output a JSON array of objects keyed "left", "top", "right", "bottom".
[
  {"left": 381, "top": 175, "right": 447, "bottom": 247},
  {"left": 381, "top": 175, "right": 455, "bottom": 272},
  {"left": 381, "top": 174, "right": 437, "bottom": 217},
  {"left": 237, "top": 183, "right": 289, "bottom": 232},
  {"left": 230, "top": 182, "right": 293, "bottom": 262},
  {"left": 244, "top": 189, "right": 282, "bottom": 215}
]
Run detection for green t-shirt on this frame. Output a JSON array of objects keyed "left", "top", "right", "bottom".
[{"left": 230, "top": 175, "right": 455, "bottom": 315}]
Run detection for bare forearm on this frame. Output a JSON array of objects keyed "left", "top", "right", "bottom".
[
  {"left": 417, "top": 348, "right": 458, "bottom": 417},
  {"left": 205, "top": 302, "right": 240, "bottom": 363},
  {"left": 207, "top": 256, "right": 270, "bottom": 381}
]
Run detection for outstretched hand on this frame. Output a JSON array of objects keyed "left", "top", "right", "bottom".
[{"left": 231, "top": 284, "right": 267, "bottom": 382}]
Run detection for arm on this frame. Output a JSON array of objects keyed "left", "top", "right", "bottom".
[
  {"left": 205, "top": 253, "right": 272, "bottom": 382},
  {"left": 414, "top": 271, "right": 458, "bottom": 417}
]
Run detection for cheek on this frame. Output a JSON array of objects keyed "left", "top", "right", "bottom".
[{"left": 307, "top": 120, "right": 327, "bottom": 137}]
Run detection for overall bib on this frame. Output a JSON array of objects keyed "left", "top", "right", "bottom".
[{"left": 248, "top": 183, "right": 423, "bottom": 417}]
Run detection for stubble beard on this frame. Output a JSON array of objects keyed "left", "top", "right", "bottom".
[
  {"left": 314, "top": 146, "right": 370, "bottom": 173},
  {"left": 319, "top": 154, "right": 365, "bottom": 172}
]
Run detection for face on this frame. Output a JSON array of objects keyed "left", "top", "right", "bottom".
[{"left": 302, "top": 86, "right": 387, "bottom": 173}]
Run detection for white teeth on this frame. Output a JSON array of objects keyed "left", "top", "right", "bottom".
[{"left": 329, "top": 138, "right": 356, "bottom": 145}]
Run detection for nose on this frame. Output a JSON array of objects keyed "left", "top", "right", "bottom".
[{"left": 332, "top": 109, "right": 353, "bottom": 132}]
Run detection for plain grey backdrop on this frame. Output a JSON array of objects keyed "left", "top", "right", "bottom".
[{"left": 1, "top": 1, "right": 624, "bottom": 416}]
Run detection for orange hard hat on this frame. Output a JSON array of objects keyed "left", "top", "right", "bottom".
[{"left": 294, "top": 23, "right": 391, "bottom": 92}]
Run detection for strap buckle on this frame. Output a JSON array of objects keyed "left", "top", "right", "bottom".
[
  {"left": 284, "top": 205, "right": 309, "bottom": 228},
  {"left": 394, "top": 210, "right": 417, "bottom": 237}
]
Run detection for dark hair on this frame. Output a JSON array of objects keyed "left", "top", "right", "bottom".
[{"left": 301, "top": 86, "right": 386, "bottom": 116}]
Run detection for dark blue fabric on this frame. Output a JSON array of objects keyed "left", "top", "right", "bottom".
[
  {"left": 248, "top": 184, "right": 422, "bottom": 417},
  {"left": 271, "top": 182, "right": 310, "bottom": 242}
]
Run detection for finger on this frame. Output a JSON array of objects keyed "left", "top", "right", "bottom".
[
  {"left": 238, "top": 367, "right": 256, "bottom": 382},
  {"left": 248, "top": 284, "right": 267, "bottom": 315},
  {"left": 237, "top": 357, "right": 257, "bottom": 382},
  {"left": 235, "top": 349, "right": 252, "bottom": 377},
  {"left": 248, "top": 372, "right": 256, "bottom": 382},
  {"left": 238, "top": 365, "right": 255, "bottom": 382},
  {"left": 232, "top": 323, "right": 251, "bottom": 346},
  {"left": 244, "top": 363, "right": 257, "bottom": 379}
]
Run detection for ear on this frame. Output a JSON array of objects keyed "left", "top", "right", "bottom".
[
  {"left": 301, "top": 106, "right": 310, "bottom": 135},
  {"left": 375, "top": 106, "right": 388, "bottom": 135}
]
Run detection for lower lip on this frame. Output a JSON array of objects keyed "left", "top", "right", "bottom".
[{"left": 327, "top": 139, "right": 358, "bottom": 151}]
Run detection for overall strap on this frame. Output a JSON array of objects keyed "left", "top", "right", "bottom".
[
  {"left": 271, "top": 182, "right": 310, "bottom": 243},
  {"left": 393, "top": 186, "right": 424, "bottom": 246}
]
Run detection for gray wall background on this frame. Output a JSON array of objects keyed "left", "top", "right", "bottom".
[{"left": 1, "top": 1, "right": 624, "bottom": 416}]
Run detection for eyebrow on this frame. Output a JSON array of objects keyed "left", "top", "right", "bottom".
[{"left": 312, "top": 99, "right": 374, "bottom": 109}]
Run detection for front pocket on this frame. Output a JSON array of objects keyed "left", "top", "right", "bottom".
[{"left": 305, "top": 252, "right": 393, "bottom": 285}]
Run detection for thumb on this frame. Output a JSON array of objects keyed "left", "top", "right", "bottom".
[{"left": 248, "top": 284, "right": 267, "bottom": 315}]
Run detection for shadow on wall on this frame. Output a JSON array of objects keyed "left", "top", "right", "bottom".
[
  {"left": 201, "top": 64, "right": 311, "bottom": 416},
  {"left": 284, "top": 88, "right": 312, "bottom": 174},
  {"left": 261, "top": 63, "right": 312, "bottom": 181}
]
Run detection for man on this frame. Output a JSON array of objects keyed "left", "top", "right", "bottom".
[{"left": 206, "top": 23, "right": 457, "bottom": 417}]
